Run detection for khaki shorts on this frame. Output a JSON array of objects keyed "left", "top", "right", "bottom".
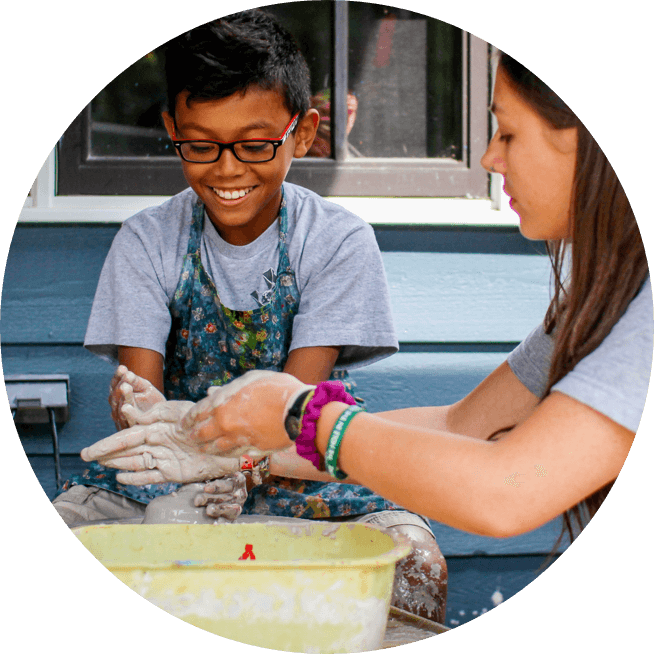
[{"left": 52, "top": 485, "right": 146, "bottom": 527}]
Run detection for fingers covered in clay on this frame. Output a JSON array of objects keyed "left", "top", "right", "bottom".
[
  {"left": 116, "top": 469, "right": 169, "bottom": 486},
  {"left": 81, "top": 423, "right": 158, "bottom": 461},
  {"left": 205, "top": 503, "right": 244, "bottom": 520},
  {"left": 108, "top": 365, "right": 166, "bottom": 429},
  {"left": 182, "top": 371, "right": 314, "bottom": 456},
  {"left": 193, "top": 472, "right": 247, "bottom": 520},
  {"left": 122, "top": 400, "right": 195, "bottom": 426},
  {"left": 82, "top": 417, "right": 241, "bottom": 484}
]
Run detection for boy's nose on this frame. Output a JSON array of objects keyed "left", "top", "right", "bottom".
[
  {"left": 481, "top": 131, "right": 505, "bottom": 174},
  {"left": 213, "top": 147, "right": 248, "bottom": 176}
]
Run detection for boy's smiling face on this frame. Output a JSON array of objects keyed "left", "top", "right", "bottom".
[{"left": 163, "top": 86, "right": 318, "bottom": 246}]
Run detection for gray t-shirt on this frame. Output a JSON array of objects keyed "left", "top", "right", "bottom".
[
  {"left": 508, "top": 277, "right": 653, "bottom": 432},
  {"left": 85, "top": 182, "right": 399, "bottom": 369}
]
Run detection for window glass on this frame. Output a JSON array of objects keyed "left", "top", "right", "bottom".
[
  {"left": 89, "top": 2, "right": 332, "bottom": 159},
  {"left": 90, "top": 50, "right": 170, "bottom": 157},
  {"left": 89, "top": 2, "right": 462, "bottom": 161},
  {"left": 347, "top": 2, "right": 462, "bottom": 159}
]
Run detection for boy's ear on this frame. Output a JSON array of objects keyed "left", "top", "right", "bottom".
[
  {"left": 162, "top": 111, "right": 176, "bottom": 140},
  {"left": 293, "top": 109, "right": 320, "bottom": 158}
]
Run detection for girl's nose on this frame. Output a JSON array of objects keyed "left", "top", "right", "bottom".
[{"left": 481, "top": 131, "right": 505, "bottom": 174}]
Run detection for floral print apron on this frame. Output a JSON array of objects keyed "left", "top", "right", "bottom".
[{"left": 61, "top": 191, "right": 402, "bottom": 517}]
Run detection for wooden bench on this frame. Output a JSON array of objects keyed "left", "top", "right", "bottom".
[{"left": 2, "top": 222, "right": 563, "bottom": 628}]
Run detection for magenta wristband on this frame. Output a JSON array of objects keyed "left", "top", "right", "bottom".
[{"left": 295, "top": 381, "right": 356, "bottom": 469}]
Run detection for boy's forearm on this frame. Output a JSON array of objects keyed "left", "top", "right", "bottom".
[
  {"left": 283, "top": 346, "right": 341, "bottom": 384},
  {"left": 118, "top": 346, "right": 165, "bottom": 393}
]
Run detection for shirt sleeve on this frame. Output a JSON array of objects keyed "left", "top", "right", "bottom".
[
  {"left": 507, "top": 322, "right": 554, "bottom": 399},
  {"left": 84, "top": 219, "right": 174, "bottom": 363},
  {"left": 552, "top": 279, "right": 653, "bottom": 432},
  {"left": 290, "top": 221, "right": 399, "bottom": 369},
  {"left": 508, "top": 278, "right": 653, "bottom": 432}
]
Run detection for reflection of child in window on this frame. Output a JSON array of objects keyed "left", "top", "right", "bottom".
[{"left": 307, "top": 89, "right": 360, "bottom": 158}]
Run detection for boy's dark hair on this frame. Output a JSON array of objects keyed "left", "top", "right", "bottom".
[{"left": 164, "top": 9, "right": 311, "bottom": 120}]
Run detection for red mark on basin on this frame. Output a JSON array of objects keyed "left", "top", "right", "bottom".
[{"left": 239, "top": 544, "right": 256, "bottom": 560}]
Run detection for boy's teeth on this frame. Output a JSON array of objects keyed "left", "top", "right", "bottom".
[{"left": 215, "top": 187, "right": 253, "bottom": 199}]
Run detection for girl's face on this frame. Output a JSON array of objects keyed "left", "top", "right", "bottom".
[{"left": 481, "top": 67, "right": 578, "bottom": 241}]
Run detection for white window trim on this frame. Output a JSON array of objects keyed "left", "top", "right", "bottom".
[{"left": 21, "top": 148, "right": 515, "bottom": 226}]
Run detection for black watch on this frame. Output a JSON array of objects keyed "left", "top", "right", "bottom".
[{"left": 284, "top": 389, "right": 312, "bottom": 441}]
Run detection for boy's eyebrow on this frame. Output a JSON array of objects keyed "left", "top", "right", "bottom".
[{"left": 176, "top": 119, "right": 281, "bottom": 136}]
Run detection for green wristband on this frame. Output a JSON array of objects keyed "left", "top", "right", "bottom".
[{"left": 325, "top": 405, "right": 365, "bottom": 480}]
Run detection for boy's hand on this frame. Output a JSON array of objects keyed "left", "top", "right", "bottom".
[
  {"left": 109, "top": 365, "right": 166, "bottom": 430},
  {"left": 193, "top": 473, "right": 247, "bottom": 520},
  {"left": 120, "top": 399, "right": 195, "bottom": 427},
  {"left": 80, "top": 417, "right": 240, "bottom": 485}
]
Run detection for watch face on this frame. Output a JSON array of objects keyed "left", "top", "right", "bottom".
[{"left": 285, "top": 415, "right": 301, "bottom": 440}]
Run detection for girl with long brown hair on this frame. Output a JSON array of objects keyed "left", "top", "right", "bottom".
[{"left": 82, "top": 52, "right": 652, "bottom": 545}]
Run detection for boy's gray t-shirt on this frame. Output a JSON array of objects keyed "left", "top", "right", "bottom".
[
  {"left": 507, "top": 277, "right": 653, "bottom": 432},
  {"left": 85, "top": 182, "right": 399, "bottom": 369}
]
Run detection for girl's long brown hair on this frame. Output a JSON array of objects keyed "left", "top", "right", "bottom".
[{"left": 499, "top": 53, "right": 649, "bottom": 544}]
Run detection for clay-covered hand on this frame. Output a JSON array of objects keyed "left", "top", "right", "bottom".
[
  {"left": 193, "top": 472, "right": 248, "bottom": 520},
  {"left": 120, "top": 398, "right": 196, "bottom": 428},
  {"left": 83, "top": 370, "right": 311, "bottom": 482},
  {"left": 109, "top": 365, "right": 166, "bottom": 430},
  {"left": 80, "top": 413, "right": 240, "bottom": 485},
  {"left": 181, "top": 370, "right": 314, "bottom": 457}
]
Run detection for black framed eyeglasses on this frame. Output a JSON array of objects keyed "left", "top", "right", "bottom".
[{"left": 171, "top": 113, "right": 300, "bottom": 164}]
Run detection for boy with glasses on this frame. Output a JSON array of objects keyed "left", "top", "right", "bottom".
[{"left": 54, "top": 9, "right": 447, "bottom": 623}]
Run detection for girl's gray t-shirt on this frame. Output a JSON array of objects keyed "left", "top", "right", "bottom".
[{"left": 507, "top": 277, "right": 653, "bottom": 432}]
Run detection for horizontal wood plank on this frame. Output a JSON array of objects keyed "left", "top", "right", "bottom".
[
  {"left": 383, "top": 252, "right": 551, "bottom": 342},
  {"left": 2, "top": 227, "right": 551, "bottom": 344}
]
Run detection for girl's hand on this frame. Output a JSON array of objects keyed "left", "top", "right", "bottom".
[
  {"left": 193, "top": 473, "right": 247, "bottom": 520},
  {"left": 109, "top": 365, "right": 166, "bottom": 429},
  {"left": 182, "top": 370, "right": 314, "bottom": 456}
]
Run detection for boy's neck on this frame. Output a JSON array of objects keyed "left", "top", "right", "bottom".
[{"left": 205, "top": 188, "right": 283, "bottom": 246}]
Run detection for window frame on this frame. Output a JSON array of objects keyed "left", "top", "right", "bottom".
[{"left": 56, "top": 1, "right": 491, "bottom": 199}]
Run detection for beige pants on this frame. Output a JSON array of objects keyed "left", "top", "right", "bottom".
[
  {"left": 52, "top": 485, "right": 146, "bottom": 527},
  {"left": 53, "top": 486, "right": 434, "bottom": 537}
]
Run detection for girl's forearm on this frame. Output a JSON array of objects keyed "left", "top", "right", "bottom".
[
  {"left": 376, "top": 406, "right": 454, "bottom": 432},
  {"left": 315, "top": 402, "right": 509, "bottom": 536},
  {"left": 268, "top": 445, "right": 356, "bottom": 483}
]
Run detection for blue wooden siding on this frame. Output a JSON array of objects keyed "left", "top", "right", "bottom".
[{"left": 1, "top": 223, "right": 564, "bottom": 628}]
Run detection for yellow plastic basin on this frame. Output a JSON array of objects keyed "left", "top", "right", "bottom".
[{"left": 73, "top": 522, "right": 411, "bottom": 653}]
